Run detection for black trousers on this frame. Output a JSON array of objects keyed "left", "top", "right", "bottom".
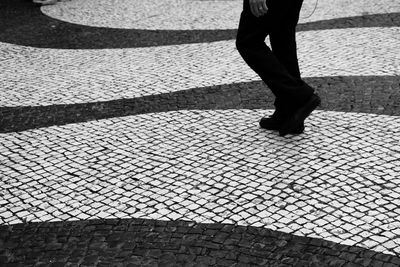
[{"left": 236, "top": 0, "right": 314, "bottom": 112}]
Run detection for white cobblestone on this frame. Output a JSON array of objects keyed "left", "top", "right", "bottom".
[
  {"left": 1, "top": 27, "right": 400, "bottom": 107},
  {"left": 41, "top": 0, "right": 400, "bottom": 30},
  {"left": 1, "top": 109, "right": 399, "bottom": 255}
]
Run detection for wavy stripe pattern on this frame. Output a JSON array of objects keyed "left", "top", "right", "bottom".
[
  {"left": 41, "top": 0, "right": 400, "bottom": 30},
  {"left": 1, "top": 0, "right": 400, "bottom": 259},
  {"left": 1, "top": 27, "right": 399, "bottom": 107}
]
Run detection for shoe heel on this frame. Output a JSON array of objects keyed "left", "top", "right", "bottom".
[{"left": 279, "top": 94, "right": 321, "bottom": 136}]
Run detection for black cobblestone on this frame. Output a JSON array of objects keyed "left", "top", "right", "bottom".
[
  {"left": 1, "top": 0, "right": 399, "bottom": 49},
  {"left": 0, "top": 218, "right": 399, "bottom": 266},
  {"left": 1, "top": 76, "right": 399, "bottom": 133},
  {"left": 1, "top": 0, "right": 400, "bottom": 265}
]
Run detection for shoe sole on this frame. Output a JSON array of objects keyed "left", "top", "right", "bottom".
[
  {"left": 259, "top": 117, "right": 305, "bottom": 134},
  {"left": 279, "top": 94, "right": 321, "bottom": 136},
  {"left": 260, "top": 122, "right": 305, "bottom": 134}
]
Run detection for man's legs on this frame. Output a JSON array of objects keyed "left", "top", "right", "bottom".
[
  {"left": 269, "top": 0, "right": 310, "bottom": 110},
  {"left": 236, "top": 0, "right": 313, "bottom": 108},
  {"left": 269, "top": 0, "right": 303, "bottom": 81},
  {"left": 236, "top": 0, "right": 319, "bottom": 135},
  {"left": 268, "top": 0, "right": 321, "bottom": 136}
]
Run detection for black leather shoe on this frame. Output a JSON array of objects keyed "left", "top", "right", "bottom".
[
  {"left": 259, "top": 114, "right": 305, "bottom": 134},
  {"left": 279, "top": 94, "right": 321, "bottom": 136}
]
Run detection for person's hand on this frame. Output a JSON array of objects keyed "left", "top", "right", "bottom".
[{"left": 249, "top": 0, "right": 268, "bottom": 17}]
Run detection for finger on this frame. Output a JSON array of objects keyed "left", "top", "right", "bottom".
[
  {"left": 256, "top": 4, "right": 266, "bottom": 16},
  {"left": 250, "top": 1, "right": 261, "bottom": 17},
  {"left": 258, "top": 2, "right": 268, "bottom": 15},
  {"left": 251, "top": 6, "right": 260, "bottom": 17},
  {"left": 261, "top": 1, "right": 268, "bottom": 12},
  {"left": 257, "top": 5, "right": 265, "bottom": 15},
  {"left": 250, "top": 4, "right": 259, "bottom": 17}
]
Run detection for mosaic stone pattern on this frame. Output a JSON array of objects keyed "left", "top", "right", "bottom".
[
  {"left": 1, "top": 76, "right": 399, "bottom": 133},
  {"left": 1, "top": 0, "right": 400, "bottom": 264},
  {"left": 41, "top": 0, "right": 400, "bottom": 30},
  {"left": 1, "top": 110, "right": 400, "bottom": 255},
  {"left": 1, "top": 27, "right": 400, "bottom": 107},
  {"left": 2, "top": 218, "right": 400, "bottom": 266}
]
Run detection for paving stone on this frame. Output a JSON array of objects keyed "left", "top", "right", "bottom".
[
  {"left": 2, "top": 109, "right": 400, "bottom": 257},
  {"left": 40, "top": 0, "right": 400, "bottom": 30},
  {"left": 1, "top": 28, "right": 400, "bottom": 107},
  {"left": 1, "top": 0, "right": 400, "bottom": 265}
]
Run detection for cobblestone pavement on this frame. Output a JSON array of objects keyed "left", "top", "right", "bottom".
[
  {"left": 40, "top": 0, "right": 400, "bottom": 30},
  {"left": 1, "top": 27, "right": 400, "bottom": 107},
  {"left": 1, "top": 0, "right": 400, "bottom": 266}
]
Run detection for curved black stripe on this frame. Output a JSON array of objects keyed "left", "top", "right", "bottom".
[
  {"left": 0, "top": 0, "right": 399, "bottom": 49},
  {"left": 1, "top": 218, "right": 399, "bottom": 265},
  {"left": 1, "top": 76, "right": 399, "bottom": 133},
  {"left": 297, "top": 11, "right": 400, "bottom": 32}
]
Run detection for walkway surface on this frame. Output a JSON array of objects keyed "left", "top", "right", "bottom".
[{"left": 1, "top": 0, "right": 400, "bottom": 266}]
